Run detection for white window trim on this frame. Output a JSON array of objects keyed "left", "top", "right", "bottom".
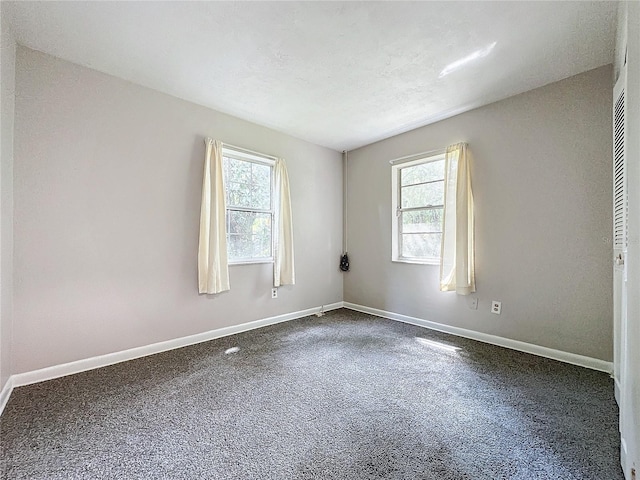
[
  {"left": 391, "top": 153, "right": 445, "bottom": 265},
  {"left": 223, "top": 146, "right": 276, "bottom": 266}
]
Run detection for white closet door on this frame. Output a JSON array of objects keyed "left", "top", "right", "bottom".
[{"left": 613, "top": 66, "right": 628, "bottom": 468}]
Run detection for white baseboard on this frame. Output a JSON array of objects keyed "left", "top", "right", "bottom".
[
  {"left": 0, "top": 376, "right": 14, "bottom": 416},
  {"left": 0, "top": 301, "right": 343, "bottom": 416},
  {"left": 343, "top": 302, "right": 613, "bottom": 373},
  {"left": 1, "top": 300, "right": 614, "bottom": 417}
]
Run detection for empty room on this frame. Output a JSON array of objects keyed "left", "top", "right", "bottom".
[{"left": 1, "top": 1, "right": 639, "bottom": 479}]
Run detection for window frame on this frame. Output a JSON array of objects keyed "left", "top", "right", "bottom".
[
  {"left": 391, "top": 152, "right": 446, "bottom": 265},
  {"left": 222, "top": 146, "right": 275, "bottom": 266}
]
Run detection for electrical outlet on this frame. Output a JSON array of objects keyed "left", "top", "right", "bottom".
[
  {"left": 631, "top": 467, "right": 636, "bottom": 480},
  {"left": 271, "top": 288, "right": 278, "bottom": 299},
  {"left": 491, "top": 301, "right": 502, "bottom": 315},
  {"left": 468, "top": 297, "right": 478, "bottom": 310}
]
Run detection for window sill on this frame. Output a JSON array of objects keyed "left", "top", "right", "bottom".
[
  {"left": 229, "top": 259, "right": 274, "bottom": 266},
  {"left": 392, "top": 258, "right": 440, "bottom": 266}
]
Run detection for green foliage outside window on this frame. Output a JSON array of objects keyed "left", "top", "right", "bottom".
[{"left": 223, "top": 154, "right": 273, "bottom": 262}]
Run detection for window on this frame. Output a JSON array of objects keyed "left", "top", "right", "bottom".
[
  {"left": 222, "top": 147, "right": 274, "bottom": 264},
  {"left": 391, "top": 153, "right": 445, "bottom": 264}
]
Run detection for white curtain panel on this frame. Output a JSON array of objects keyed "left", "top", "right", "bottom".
[
  {"left": 198, "top": 138, "right": 230, "bottom": 294},
  {"left": 274, "top": 158, "right": 295, "bottom": 287},
  {"left": 440, "top": 143, "right": 476, "bottom": 295}
]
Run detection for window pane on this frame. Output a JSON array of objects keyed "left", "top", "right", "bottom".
[
  {"left": 401, "top": 160, "right": 444, "bottom": 186},
  {"left": 402, "top": 208, "right": 443, "bottom": 233},
  {"left": 254, "top": 183, "right": 271, "bottom": 211},
  {"left": 253, "top": 161, "right": 271, "bottom": 184},
  {"left": 226, "top": 180, "right": 251, "bottom": 208},
  {"left": 402, "top": 233, "right": 442, "bottom": 259},
  {"left": 225, "top": 157, "right": 251, "bottom": 185},
  {"left": 228, "top": 210, "right": 271, "bottom": 236},
  {"left": 401, "top": 180, "right": 444, "bottom": 208},
  {"left": 227, "top": 211, "right": 272, "bottom": 260},
  {"left": 256, "top": 233, "right": 271, "bottom": 258},
  {"left": 224, "top": 157, "right": 271, "bottom": 210},
  {"left": 228, "top": 234, "right": 272, "bottom": 260},
  {"left": 228, "top": 234, "right": 253, "bottom": 260},
  {"left": 250, "top": 163, "right": 271, "bottom": 210}
]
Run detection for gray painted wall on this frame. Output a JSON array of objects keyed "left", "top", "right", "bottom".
[
  {"left": 344, "top": 65, "right": 613, "bottom": 361},
  {"left": 0, "top": 8, "right": 16, "bottom": 391},
  {"left": 12, "top": 47, "right": 343, "bottom": 374}
]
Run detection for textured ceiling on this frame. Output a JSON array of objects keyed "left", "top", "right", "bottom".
[{"left": 4, "top": 1, "right": 617, "bottom": 151}]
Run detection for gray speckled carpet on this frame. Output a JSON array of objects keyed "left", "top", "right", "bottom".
[{"left": 0, "top": 309, "right": 623, "bottom": 479}]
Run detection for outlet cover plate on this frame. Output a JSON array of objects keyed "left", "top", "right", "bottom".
[
  {"left": 271, "top": 288, "right": 278, "bottom": 299},
  {"left": 491, "top": 301, "right": 502, "bottom": 314}
]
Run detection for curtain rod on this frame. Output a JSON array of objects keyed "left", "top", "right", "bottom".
[
  {"left": 388, "top": 147, "right": 447, "bottom": 165},
  {"left": 213, "top": 139, "right": 279, "bottom": 161}
]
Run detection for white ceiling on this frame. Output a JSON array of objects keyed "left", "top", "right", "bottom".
[{"left": 4, "top": 1, "right": 617, "bottom": 151}]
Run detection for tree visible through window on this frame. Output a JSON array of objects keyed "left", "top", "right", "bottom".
[
  {"left": 392, "top": 154, "right": 445, "bottom": 263},
  {"left": 223, "top": 148, "right": 274, "bottom": 263}
]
